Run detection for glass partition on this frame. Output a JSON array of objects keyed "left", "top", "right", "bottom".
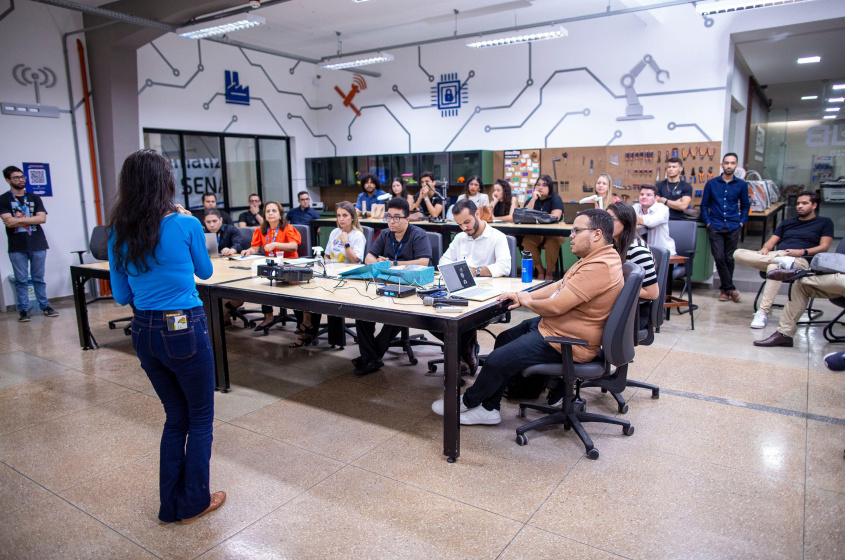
[
  {"left": 259, "top": 138, "right": 291, "bottom": 207},
  {"left": 182, "top": 134, "right": 223, "bottom": 210},
  {"left": 224, "top": 137, "right": 258, "bottom": 209}
]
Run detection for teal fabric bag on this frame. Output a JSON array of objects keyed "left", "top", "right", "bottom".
[{"left": 338, "top": 261, "right": 434, "bottom": 286}]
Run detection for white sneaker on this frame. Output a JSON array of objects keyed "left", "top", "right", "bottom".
[
  {"left": 431, "top": 396, "right": 468, "bottom": 416},
  {"left": 750, "top": 311, "right": 768, "bottom": 329},
  {"left": 774, "top": 256, "right": 796, "bottom": 269},
  {"left": 460, "top": 406, "right": 501, "bottom": 425}
]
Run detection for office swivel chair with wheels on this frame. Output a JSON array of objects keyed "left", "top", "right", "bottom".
[
  {"left": 581, "top": 246, "right": 668, "bottom": 413},
  {"left": 514, "top": 262, "right": 644, "bottom": 460}
]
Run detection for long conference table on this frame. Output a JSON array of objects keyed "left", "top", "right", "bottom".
[
  {"left": 70, "top": 258, "right": 548, "bottom": 463},
  {"left": 310, "top": 217, "right": 574, "bottom": 253}
]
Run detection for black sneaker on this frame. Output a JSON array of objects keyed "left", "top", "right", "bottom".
[
  {"left": 18, "top": 311, "right": 31, "bottom": 322},
  {"left": 43, "top": 307, "right": 59, "bottom": 317}
]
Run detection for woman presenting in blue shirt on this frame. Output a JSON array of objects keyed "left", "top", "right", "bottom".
[{"left": 108, "top": 149, "right": 225, "bottom": 525}]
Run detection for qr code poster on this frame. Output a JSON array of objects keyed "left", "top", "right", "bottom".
[{"left": 22, "top": 163, "right": 52, "bottom": 197}]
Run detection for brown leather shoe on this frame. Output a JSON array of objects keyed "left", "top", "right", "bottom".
[
  {"left": 730, "top": 289, "right": 741, "bottom": 303},
  {"left": 181, "top": 491, "right": 226, "bottom": 524},
  {"left": 753, "top": 332, "right": 794, "bottom": 347},
  {"left": 718, "top": 291, "right": 730, "bottom": 302},
  {"left": 767, "top": 269, "right": 808, "bottom": 282}
]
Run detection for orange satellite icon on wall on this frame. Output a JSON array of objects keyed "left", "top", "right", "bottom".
[{"left": 335, "top": 74, "right": 366, "bottom": 117}]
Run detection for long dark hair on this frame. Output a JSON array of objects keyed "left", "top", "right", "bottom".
[
  {"left": 108, "top": 149, "right": 176, "bottom": 275},
  {"left": 495, "top": 179, "right": 512, "bottom": 212},
  {"left": 390, "top": 177, "right": 408, "bottom": 199},
  {"left": 259, "top": 201, "right": 287, "bottom": 235},
  {"left": 536, "top": 174, "right": 555, "bottom": 194},
  {"left": 465, "top": 175, "right": 483, "bottom": 196},
  {"left": 606, "top": 201, "right": 642, "bottom": 263}
]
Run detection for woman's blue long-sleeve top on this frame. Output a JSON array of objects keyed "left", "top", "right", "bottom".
[{"left": 108, "top": 213, "right": 214, "bottom": 310}]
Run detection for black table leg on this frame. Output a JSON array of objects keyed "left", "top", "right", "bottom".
[
  {"left": 443, "top": 321, "right": 461, "bottom": 463},
  {"left": 208, "top": 288, "right": 230, "bottom": 392},
  {"left": 72, "top": 271, "right": 96, "bottom": 350}
]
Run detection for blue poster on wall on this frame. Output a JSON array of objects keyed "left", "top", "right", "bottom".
[
  {"left": 22, "top": 162, "right": 52, "bottom": 197},
  {"left": 225, "top": 71, "right": 250, "bottom": 105}
]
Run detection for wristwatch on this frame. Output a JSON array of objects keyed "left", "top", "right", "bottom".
[
  {"left": 804, "top": 249, "right": 809, "bottom": 256},
  {"left": 344, "top": 243, "right": 350, "bottom": 248},
  {"left": 475, "top": 267, "right": 482, "bottom": 276}
]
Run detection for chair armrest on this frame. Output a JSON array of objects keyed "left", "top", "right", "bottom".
[
  {"left": 70, "top": 250, "right": 85, "bottom": 264},
  {"left": 543, "top": 336, "right": 589, "bottom": 346}
]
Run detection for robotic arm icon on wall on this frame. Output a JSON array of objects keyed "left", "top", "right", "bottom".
[{"left": 617, "top": 54, "right": 670, "bottom": 121}]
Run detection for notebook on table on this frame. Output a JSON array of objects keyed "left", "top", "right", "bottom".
[{"left": 438, "top": 261, "right": 504, "bottom": 301}]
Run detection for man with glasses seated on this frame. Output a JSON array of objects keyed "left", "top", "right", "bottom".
[
  {"left": 431, "top": 209, "right": 623, "bottom": 425},
  {"left": 287, "top": 191, "right": 321, "bottom": 226},
  {"left": 352, "top": 197, "right": 432, "bottom": 376}
]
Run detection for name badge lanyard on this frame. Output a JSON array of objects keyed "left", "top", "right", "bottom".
[
  {"left": 264, "top": 226, "right": 279, "bottom": 256},
  {"left": 391, "top": 240, "right": 404, "bottom": 264}
]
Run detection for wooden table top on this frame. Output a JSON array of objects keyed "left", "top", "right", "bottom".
[
  {"left": 77, "top": 258, "right": 255, "bottom": 285},
  {"left": 749, "top": 201, "right": 785, "bottom": 217},
  {"left": 220, "top": 262, "right": 547, "bottom": 319}
]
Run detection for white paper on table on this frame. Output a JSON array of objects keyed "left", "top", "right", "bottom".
[{"left": 230, "top": 254, "right": 264, "bottom": 261}]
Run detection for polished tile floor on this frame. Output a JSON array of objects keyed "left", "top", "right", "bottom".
[{"left": 0, "top": 286, "right": 843, "bottom": 559}]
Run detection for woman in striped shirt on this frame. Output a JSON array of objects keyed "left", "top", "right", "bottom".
[{"left": 607, "top": 202, "right": 659, "bottom": 328}]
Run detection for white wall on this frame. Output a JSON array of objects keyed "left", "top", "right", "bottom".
[
  {"left": 0, "top": 2, "right": 97, "bottom": 309},
  {"left": 2, "top": 0, "right": 845, "bottom": 304}
]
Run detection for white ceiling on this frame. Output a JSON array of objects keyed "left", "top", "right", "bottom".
[{"left": 735, "top": 17, "right": 845, "bottom": 120}]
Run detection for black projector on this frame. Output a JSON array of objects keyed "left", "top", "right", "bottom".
[{"left": 257, "top": 260, "right": 314, "bottom": 285}]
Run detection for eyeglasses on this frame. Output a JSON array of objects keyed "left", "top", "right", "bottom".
[
  {"left": 385, "top": 215, "right": 406, "bottom": 222},
  {"left": 570, "top": 227, "right": 596, "bottom": 237},
  {"left": 299, "top": 197, "right": 310, "bottom": 201},
  {"left": 9, "top": 175, "right": 25, "bottom": 181}
]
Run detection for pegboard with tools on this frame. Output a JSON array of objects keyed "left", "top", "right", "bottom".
[{"left": 533, "top": 141, "right": 722, "bottom": 206}]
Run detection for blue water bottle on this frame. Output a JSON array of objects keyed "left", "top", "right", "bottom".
[{"left": 521, "top": 250, "right": 533, "bottom": 283}]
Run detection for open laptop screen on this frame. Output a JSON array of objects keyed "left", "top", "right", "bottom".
[{"left": 439, "top": 261, "right": 475, "bottom": 293}]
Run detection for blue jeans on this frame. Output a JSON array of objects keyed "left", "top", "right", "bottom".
[
  {"left": 8, "top": 250, "right": 49, "bottom": 311},
  {"left": 131, "top": 307, "right": 214, "bottom": 522}
]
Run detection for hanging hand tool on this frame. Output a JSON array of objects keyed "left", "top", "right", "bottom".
[
  {"left": 590, "top": 159, "right": 594, "bottom": 174},
  {"left": 672, "top": 147, "right": 678, "bottom": 158},
  {"left": 707, "top": 167, "right": 713, "bottom": 181},
  {"left": 707, "top": 147, "right": 715, "bottom": 161},
  {"left": 698, "top": 166, "right": 705, "bottom": 183},
  {"left": 563, "top": 151, "right": 568, "bottom": 166},
  {"left": 657, "top": 150, "right": 661, "bottom": 163}
]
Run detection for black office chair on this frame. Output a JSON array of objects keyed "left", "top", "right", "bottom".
[
  {"left": 820, "top": 239, "right": 845, "bottom": 342},
  {"left": 225, "top": 227, "right": 263, "bottom": 328},
  {"left": 389, "top": 231, "right": 444, "bottom": 365},
  {"left": 515, "top": 262, "right": 644, "bottom": 460},
  {"left": 71, "top": 225, "right": 113, "bottom": 305},
  {"left": 581, "top": 246, "right": 668, "bottom": 413},
  {"left": 426, "top": 235, "right": 519, "bottom": 374},
  {"left": 667, "top": 220, "right": 697, "bottom": 329},
  {"left": 752, "top": 271, "right": 824, "bottom": 326},
  {"left": 361, "top": 225, "right": 374, "bottom": 255}
]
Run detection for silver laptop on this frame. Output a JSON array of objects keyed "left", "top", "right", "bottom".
[
  {"left": 205, "top": 232, "right": 219, "bottom": 257},
  {"left": 438, "top": 261, "right": 504, "bottom": 301}
]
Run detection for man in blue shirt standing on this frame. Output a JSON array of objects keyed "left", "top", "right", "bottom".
[
  {"left": 701, "top": 153, "right": 750, "bottom": 303},
  {"left": 355, "top": 174, "right": 387, "bottom": 218},
  {"left": 286, "top": 191, "right": 321, "bottom": 226}
]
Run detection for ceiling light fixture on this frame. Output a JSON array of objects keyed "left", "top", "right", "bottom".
[
  {"left": 321, "top": 53, "right": 394, "bottom": 70},
  {"left": 830, "top": 97, "right": 845, "bottom": 103},
  {"left": 801, "top": 95, "right": 818, "bottom": 100},
  {"left": 179, "top": 13, "right": 265, "bottom": 40},
  {"left": 467, "top": 25, "right": 568, "bottom": 48},
  {"left": 797, "top": 56, "right": 821, "bottom": 64},
  {"left": 695, "top": 0, "right": 814, "bottom": 16},
  {"left": 834, "top": 84, "right": 845, "bottom": 90},
  {"left": 826, "top": 107, "right": 841, "bottom": 112},
  {"left": 823, "top": 115, "right": 836, "bottom": 119}
]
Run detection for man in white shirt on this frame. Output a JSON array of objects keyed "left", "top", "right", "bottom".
[
  {"left": 633, "top": 184, "right": 676, "bottom": 255},
  {"left": 440, "top": 199, "right": 512, "bottom": 277},
  {"left": 435, "top": 199, "right": 513, "bottom": 376}
]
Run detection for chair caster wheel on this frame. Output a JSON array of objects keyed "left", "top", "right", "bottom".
[
  {"left": 428, "top": 364, "right": 437, "bottom": 373},
  {"left": 248, "top": 321, "right": 256, "bottom": 328},
  {"left": 516, "top": 434, "right": 528, "bottom": 446},
  {"left": 409, "top": 358, "right": 418, "bottom": 365},
  {"left": 518, "top": 406, "right": 526, "bottom": 418},
  {"left": 623, "top": 425, "right": 634, "bottom": 436},
  {"left": 618, "top": 403, "right": 629, "bottom": 414},
  {"left": 108, "top": 324, "right": 116, "bottom": 330},
  {"left": 587, "top": 448, "right": 599, "bottom": 460},
  {"left": 123, "top": 327, "right": 131, "bottom": 336},
  {"left": 652, "top": 389, "right": 660, "bottom": 399},
  {"left": 600, "top": 388, "right": 607, "bottom": 393}
]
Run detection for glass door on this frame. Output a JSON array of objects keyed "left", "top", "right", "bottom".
[{"left": 182, "top": 134, "right": 223, "bottom": 210}]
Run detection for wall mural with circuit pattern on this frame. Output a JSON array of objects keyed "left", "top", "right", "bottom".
[{"left": 135, "top": 3, "right": 832, "bottom": 184}]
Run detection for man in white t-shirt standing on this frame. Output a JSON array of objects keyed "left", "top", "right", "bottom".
[
  {"left": 633, "top": 184, "right": 676, "bottom": 255},
  {"left": 437, "top": 199, "right": 512, "bottom": 374}
]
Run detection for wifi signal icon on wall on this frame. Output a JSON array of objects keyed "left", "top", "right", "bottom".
[{"left": 352, "top": 74, "right": 367, "bottom": 91}]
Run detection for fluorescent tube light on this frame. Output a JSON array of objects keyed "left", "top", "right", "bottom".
[
  {"left": 829, "top": 97, "right": 845, "bottom": 103},
  {"left": 823, "top": 115, "right": 836, "bottom": 119},
  {"left": 179, "top": 13, "right": 265, "bottom": 39},
  {"left": 696, "top": 0, "right": 813, "bottom": 16},
  {"left": 467, "top": 26, "right": 568, "bottom": 48},
  {"left": 801, "top": 95, "right": 818, "bottom": 100},
  {"left": 833, "top": 84, "right": 845, "bottom": 90},
  {"left": 826, "top": 107, "right": 840, "bottom": 112},
  {"left": 797, "top": 56, "right": 820, "bottom": 64},
  {"left": 321, "top": 53, "right": 394, "bottom": 70}
]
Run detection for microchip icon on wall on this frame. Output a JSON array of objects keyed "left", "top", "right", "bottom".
[{"left": 431, "top": 73, "right": 468, "bottom": 117}]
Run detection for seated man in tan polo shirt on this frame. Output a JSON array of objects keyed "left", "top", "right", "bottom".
[{"left": 432, "top": 208, "right": 623, "bottom": 425}]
